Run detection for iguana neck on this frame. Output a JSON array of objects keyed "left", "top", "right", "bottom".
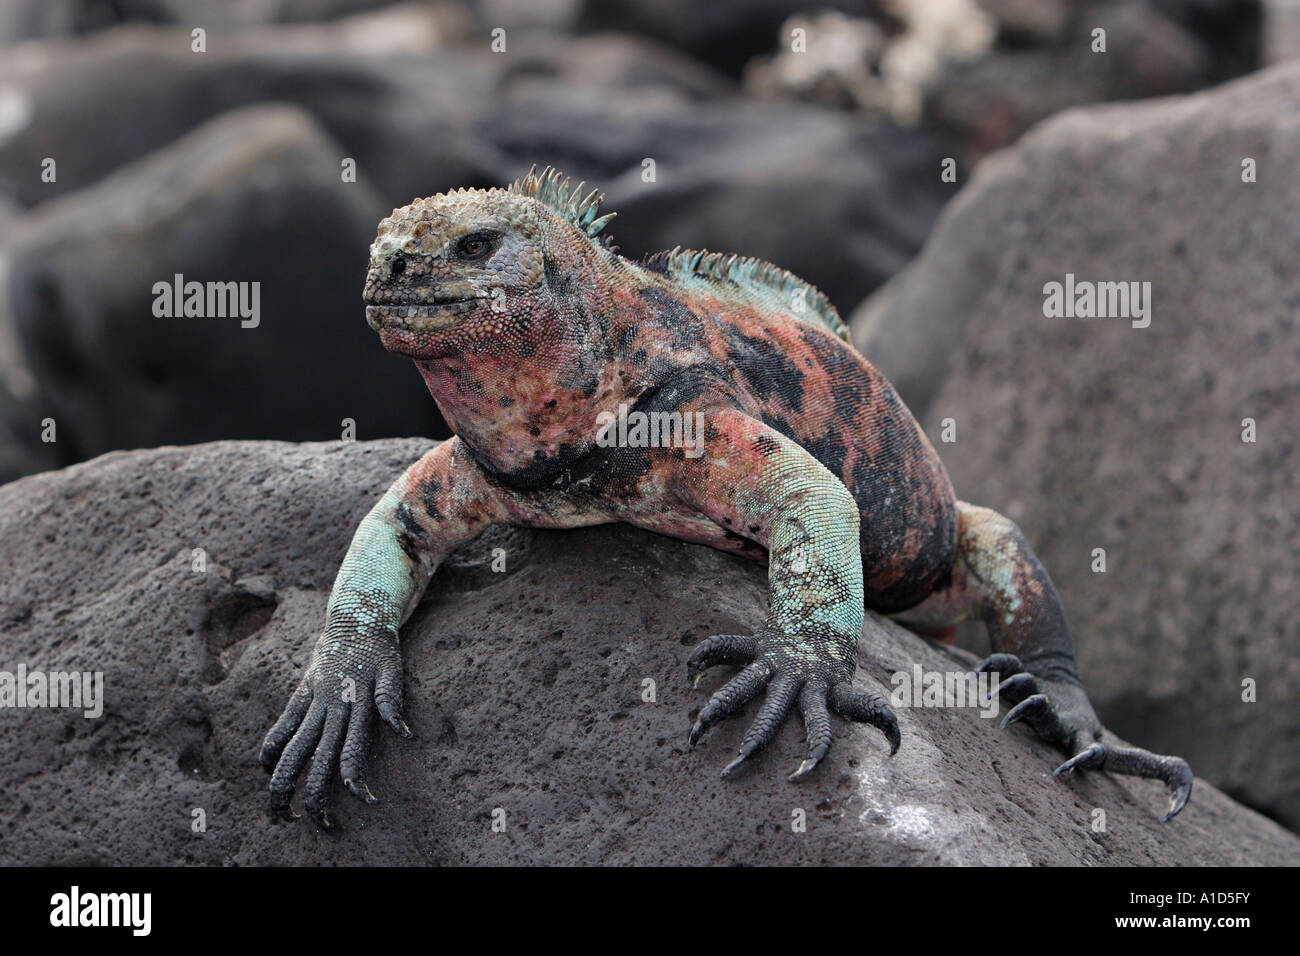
[{"left": 413, "top": 255, "right": 657, "bottom": 476}]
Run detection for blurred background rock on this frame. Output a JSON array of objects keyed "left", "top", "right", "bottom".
[
  {"left": 0, "top": 0, "right": 1294, "bottom": 833},
  {"left": 0, "top": 0, "right": 1274, "bottom": 479}
]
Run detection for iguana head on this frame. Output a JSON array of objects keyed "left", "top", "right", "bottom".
[
  {"left": 363, "top": 166, "right": 616, "bottom": 360},
  {"left": 364, "top": 167, "right": 637, "bottom": 475}
]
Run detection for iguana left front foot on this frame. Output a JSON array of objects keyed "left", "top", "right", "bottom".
[
  {"left": 973, "top": 653, "right": 1193, "bottom": 822},
  {"left": 685, "top": 628, "right": 899, "bottom": 780}
]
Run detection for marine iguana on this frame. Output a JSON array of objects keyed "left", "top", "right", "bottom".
[{"left": 260, "top": 166, "right": 1193, "bottom": 831}]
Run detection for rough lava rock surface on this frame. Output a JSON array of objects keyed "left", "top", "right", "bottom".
[
  {"left": 853, "top": 63, "right": 1300, "bottom": 831},
  {"left": 0, "top": 440, "right": 1296, "bottom": 865}
]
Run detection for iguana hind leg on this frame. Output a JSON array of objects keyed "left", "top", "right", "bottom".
[{"left": 893, "top": 501, "right": 1193, "bottom": 821}]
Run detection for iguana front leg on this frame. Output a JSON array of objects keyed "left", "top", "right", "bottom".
[
  {"left": 675, "top": 405, "right": 899, "bottom": 778},
  {"left": 260, "top": 438, "right": 505, "bottom": 831}
]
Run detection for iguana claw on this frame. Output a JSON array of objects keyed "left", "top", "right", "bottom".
[{"left": 1000, "top": 693, "right": 1054, "bottom": 730}]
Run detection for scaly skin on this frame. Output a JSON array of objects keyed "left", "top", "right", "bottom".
[{"left": 260, "top": 167, "right": 1192, "bottom": 830}]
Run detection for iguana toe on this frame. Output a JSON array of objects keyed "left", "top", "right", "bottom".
[
  {"left": 827, "top": 683, "right": 900, "bottom": 756},
  {"left": 686, "top": 633, "right": 759, "bottom": 688},
  {"left": 1055, "top": 742, "right": 1194, "bottom": 822},
  {"left": 687, "top": 658, "right": 769, "bottom": 747},
  {"left": 788, "top": 684, "right": 832, "bottom": 780},
  {"left": 720, "top": 672, "right": 801, "bottom": 776}
]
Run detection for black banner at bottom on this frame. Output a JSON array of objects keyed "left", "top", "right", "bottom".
[{"left": 0, "top": 864, "right": 1286, "bottom": 941}]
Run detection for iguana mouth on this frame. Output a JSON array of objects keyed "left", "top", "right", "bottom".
[{"left": 365, "top": 300, "right": 482, "bottom": 332}]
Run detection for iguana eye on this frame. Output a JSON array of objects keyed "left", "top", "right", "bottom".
[
  {"left": 456, "top": 232, "right": 498, "bottom": 261},
  {"left": 389, "top": 257, "right": 406, "bottom": 275}
]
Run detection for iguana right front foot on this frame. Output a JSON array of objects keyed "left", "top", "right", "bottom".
[
  {"left": 258, "top": 438, "right": 506, "bottom": 831},
  {"left": 260, "top": 622, "right": 410, "bottom": 831}
]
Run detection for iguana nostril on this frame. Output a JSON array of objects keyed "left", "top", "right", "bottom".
[{"left": 390, "top": 257, "right": 406, "bottom": 275}]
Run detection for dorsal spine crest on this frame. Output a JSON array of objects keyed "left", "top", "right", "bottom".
[
  {"left": 640, "top": 246, "right": 850, "bottom": 343},
  {"left": 509, "top": 166, "right": 846, "bottom": 342}
]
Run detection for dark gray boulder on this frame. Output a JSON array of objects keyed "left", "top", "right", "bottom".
[
  {"left": 0, "top": 19, "right": 732, "bottom": 213},
  {"left": 574, "top": 0, "right": 862, "bottom": 78},
  {"left": 0, "top": 21, "right": 502, "bottom": 210},
  {"left": 0, "top": 439, "right": 1294, "bottom": 864},
  {"left": 926, "top": 0, "right": 1262, "bottom": 159},
  {"left": 0, "top": 0, "right": 411, "bottom": 46},
  {"left": 0, "top": 104, "right": 443, "bottom": 472}
]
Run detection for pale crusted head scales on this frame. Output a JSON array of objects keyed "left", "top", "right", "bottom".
[
  {"left": 368, "top": 167, "right": 615, "bottom": 265},
  {"left": 369, "top": 187, "right": 522, "bottom": 260}
]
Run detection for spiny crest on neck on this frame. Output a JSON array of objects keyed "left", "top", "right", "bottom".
[
  {"left": 640, "top": 246, "right": 851, "bottom": 343},
  {"left": 510, "top": 165, "right": 617, "bottom": 243}
]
